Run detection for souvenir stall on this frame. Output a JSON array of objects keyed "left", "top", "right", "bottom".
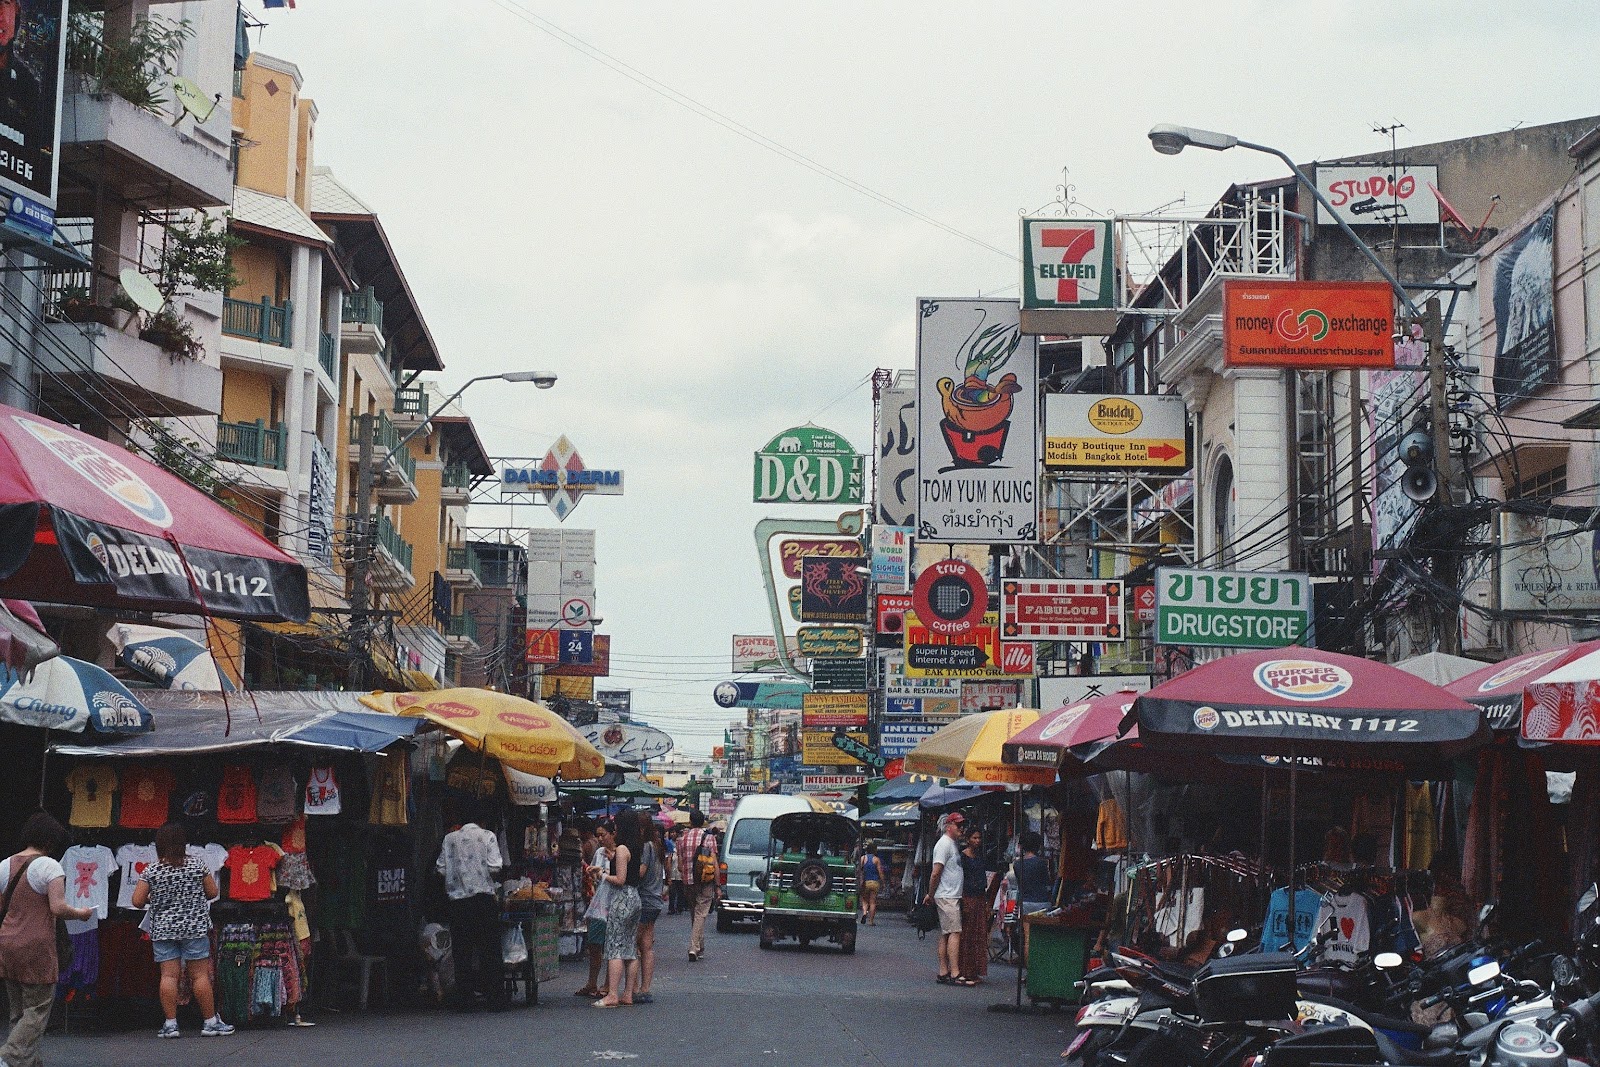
[{"left": 44, "top": 690, "right": 420, "bottom": 1027}]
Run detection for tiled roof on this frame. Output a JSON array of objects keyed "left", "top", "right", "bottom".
[
  {"left": 309, "top": 166, "right": 374, "bottom": 216},
  {"left": 231, "top": 186, "right": 331, "bottom": 245}
]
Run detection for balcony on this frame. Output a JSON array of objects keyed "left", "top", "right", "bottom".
[
  {"left": 369, "top": 513, "right": 415, "bottom": 592},
  {"left": 443, "top": 545, "right": 483, "bottom": 590},
  {"left": 341, "top": 286, "right": 385, "bottom": 356},
  {"left": 441, "top": 463, "right": 473, "bottom": 505},
  {"left": 38, "top": 318, "right": 221, "bottom": 418},
  {"left": 445, "top": 612, "right": 479, "bottom": 652},
  {"left": 349, "top": 410, "right": 418, "bottom": 504},
  {"left": 392, "top": 385, "right": 429, "bottom": 429},
  {"left": 223, "top": 297, "right": 292, "bottom": 347},
  {"left": 58, "top": 89, "right": 233, "bottom": 213},
  {"left": 318, "top": 332, "right": 337, "bottom": 379},
  {"left": 216, "top": 420, "right": 287, "bottom": 470}
]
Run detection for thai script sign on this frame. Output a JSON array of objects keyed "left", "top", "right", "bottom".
[{"left": 1154, "top": 567, "right": 1313, "bottom": 649}]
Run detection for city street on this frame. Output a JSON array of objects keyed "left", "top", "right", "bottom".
[{"left": 46, "top": 912, "right": 1075, "bottom": 1066}]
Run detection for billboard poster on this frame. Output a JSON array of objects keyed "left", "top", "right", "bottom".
[
  {"left": 801, "top": 692, "right": 869, "bottom": 728},
  {"left": 1043, "top": 394, "right": 1188, "bottom": 470},
  {"left": 1490, "top": 206, "right": 1557, "bottom": 410},
  {"left": 1314, "top": 164, "right": 1441, "bottom": 227},
  {"left": 801, "top": 730, "right": 869, "bottom": 767},
  {"left": 876, "top": 386, "right": 917, "bottom": 527},
  {"left": 1038, "top": 674, "right": 1152, "bottom": 710},
  {"left": 799, "top": 555, "right": 869, "bottom": 624},
  {"left": 870, "top": 525, "right": 911, "bottom": 586},
  {"left": 1222, "top": 281, "right": 1394, "bottom": 369},
  {"left": 1367, "top": 327, "right": 1428, "bottom": 561},
  {"left": 0, "top": 0, "right": 65, "bottom": 208},
  {"left": 1498, "top": 513, "right": 1600, "bottom": 613},
  {"left": 960, "top": 681, "right": 1022, "bottom": 715},
  {"left": 916, "top": 298, "right": 1039, "bottom": 543}
]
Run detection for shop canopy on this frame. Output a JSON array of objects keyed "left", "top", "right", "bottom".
[
  {"left": 1129, "top": 647, "right": 1488, "bottom": 763},
  {"left": 1446, "top": 640, "right": 1600, "bottom": 732},
  {"left": 49, "top": 690, "right": 418, "bottom": 756},
  {"left": 1001, "top": 690, "right": 1137, "bottom": 771},
  {"left": 872, "top": 775, "right": 936, "bottom": 802},
  {"left": 561, "top": 775, "right": 683, "bottom": 798},
  {"left": 0, "top": 406, "right": 309, "bottom": 622},
  {"left": 861, "top": 801, "right": 922, "bottom": 824},
  {"left": 359, "top": 688, "right": 605, "bottom": 780}
]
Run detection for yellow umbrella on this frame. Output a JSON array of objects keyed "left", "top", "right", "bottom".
[
  {"left": 902, "top": 708, "right": 1056, "bottom": 786},
  {"left": 360, "top": 688, "right": 605, "bottom": 780}
]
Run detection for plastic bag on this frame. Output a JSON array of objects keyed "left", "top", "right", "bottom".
[{"left": 502, "top": 924, "right": 528, "bottom": 965}]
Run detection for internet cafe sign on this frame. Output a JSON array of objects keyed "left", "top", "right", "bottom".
[
  {"left": 1223, "top": 281, "right": 1394, "bottom": 370},
  {"left": 1155, "top": 567, "right": 1312, "bottom": 649},
  {"left": 754, "top": 426, "right": 864, "bottom": 505}
]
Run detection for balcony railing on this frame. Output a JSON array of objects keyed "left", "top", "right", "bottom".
[
  {"left": 343, "top": 286, "right": 384, "bottom": 330},
  {"left": 318, "top": 332, "right": 336, "bottom": 378},
  {"left": 446, "top": 613, "right": 478, "bottom": 643},
  {"left": 216, "top": 420, "right": 287, "bottom": 470},
  {"left": 442, "top": 464, "right": 472, "bottom": 491},
  {"left": 394, "top": 386, "right": 429, "bottom": 418},
  {"left": 374, "top": 513, "right": 413, "bottom": 574},
  {"left": 223, "top": 297, "right": 292, "bottom": 346},
  {"left": 446, "top": 545, "right": 482, "bottom": 583}
]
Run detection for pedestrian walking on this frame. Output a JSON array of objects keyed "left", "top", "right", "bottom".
[
  {"left": 858, "top": 844, "right": 886, "bottom": 926},
  {"left": 679, "top": 809, "right": 718, "bottom": 961},
  {"left": 574, "top": 821, "right": 613, "bottom": 998},
  {"left": 435, "top": 806, "right": 509, "bottom": 1011},
  {"left": 632, "top": 814, "right": 667, "bottom": 1003},
  {"left": 957, "top": 828, "right": 993, "bottom": 983},
  {"left": 0, "top": 811, "right": 93, "bottom": 1067},
  {"left": 594, "top": 815, "right": 642, "bottom": 1008},
  {"left": 923, "top": 812, "right": 971, "bottom": 986},
  {"left": 665, "top": 828, "right": 684, "bottom": 915},
  {"left": 131, "top": 823, "right": 232, "bottom": 1038}
]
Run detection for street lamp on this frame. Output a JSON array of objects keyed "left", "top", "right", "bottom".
[
  {"left": 1146, "top": 123, "right": 1420, "bottom": 317},
  {"left": 381, "top": 369, "right": 557, "bottom": 464}
]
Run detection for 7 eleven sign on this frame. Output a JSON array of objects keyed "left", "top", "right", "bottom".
[{"left": 1022, "top": 218, "right": 1115, "bottom": 310}]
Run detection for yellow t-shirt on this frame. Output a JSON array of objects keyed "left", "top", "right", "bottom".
[
  {"left": 65, "top": 765, "right": 118, "bottom": 828},
  {"left": 368, "top": 752, "right": 409, "bottom": 826},
  {"left": 285, "top": 889, "right": 311, "bottom": 942}
]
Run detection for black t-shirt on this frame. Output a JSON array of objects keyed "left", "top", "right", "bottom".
[
  {"left": 1014, "top": 854, "right": 1051, "bottom": 903},
  {"left": 960, "top": 851, "right": 989, "bottom": 898}
]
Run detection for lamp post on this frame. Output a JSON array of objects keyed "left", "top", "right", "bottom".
[{"left": 347, "top": 370, "right": 558, "bottom": 687}]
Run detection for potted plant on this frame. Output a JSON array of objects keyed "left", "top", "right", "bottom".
[
  {"left": 108, "top": 290, "right": 142, "bottom": 333},
  {"left": 53, "top": 284, "right": 93, "bottom": 323},
  {"left": 139, "top": 309, "right": 204, "bottom": 362}
]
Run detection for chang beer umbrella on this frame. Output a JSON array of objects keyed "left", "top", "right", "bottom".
[
  {"left": 361, "top": 689, "right": 605, "bottom": 780},
  {"left": 0, "top": 656, "right": 151, "bottom": 733},
  {"left": 109, "top": 623, "right": 235, "bottom": 692}
]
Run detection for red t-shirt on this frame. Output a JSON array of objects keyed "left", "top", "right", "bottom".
[
  {"left": 281, "top": 816, "right": 307, "bottom": 855},
  {"left": 118, "top": 767, "right": 175, "bottom": 829},
  {"left": 217, "top": 765, "right": 258, "bottom": 824},
  {"left": 224, "top": 845, "right": 279, "bottom": 902}
]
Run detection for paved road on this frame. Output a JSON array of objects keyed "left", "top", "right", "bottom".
[{"left": 44, "top": 909, "right": 1076, "bottom": 1066}]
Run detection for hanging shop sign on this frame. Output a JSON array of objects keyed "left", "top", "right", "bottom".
[
  {"left": 884, "top": 657, "right": 960, "bottom": 700},
  {"left": 1498, "top": 513, "right": 1600, "bottom": 614},
  {"left": 876, "top": 592, "right": 913, "bottom": 642},
  {"left": 1038, "top": 674, "right": 1152, "bottom": 710},
  {"left": 778, "top": 538, "right": 862, "bottom": 580},
  {"left": 911, "top": 558, "right": 988, "bottom": 637},
  {"left": 799, "top": 556, "right": 870, "bottom": 624},
  {"left": 870, "top": 525, "right": 912, "bottom": 586},
  {"left": 1314, "top": 163, "right": 1440, "bottom": 227},
  {"left": 880, "top": 720, "right": 941, "bottom": 758},
  {"left": 753, "top": 426, "right": 865, "bottom": 505},
  {"left": 801, "top": 773, "right": 867, "bottom": 790},
  {"left": 811, "top": 657, "right": 869, "bottom": 692},
  {"left": 1043, "top": 394, "right": 1188, "bottom": 470},
  {"left": 831, "top": 732, "right": 885, "bottom": 771},
  {"left": 1018, "top": 218, "right": 1119, "bottom": 335},
  {"left": 801, "top": 730, "right": 869, "bottom": 767},
  {"left": 1001, "top": 579, "right": 1123, "bottom": 642},
  {"left": 902, "top": 611, "right": 1035, "bottom": 679},
  {"left": 876, "top": 385, "right": 917, "bottom": 527},
  {"left": 1154, "top": 567, "right": 1313, "bottom": 649},
  {"left": 306, "top": 438, "right": 335, "bottom": 566},
  {"left": 579, "top": 721, "right": 675, "bottom": 763},
  {"left": 1222, "top": 281, "right": 1394, "bottom": 370},
  {"left": 796, "top": 626, "right": 863, "bottom": 659},
  {"left": 731, "top": 634, "right": 803, "bottom": 674},
  {"left": 1489, "top": 206, "right": 1557, "bottom": 410},
  {"left": 500, "top": 436, "right": 624, "bottom": 521},
  {"left": 802, "top": 691, "right": 869, "bottom": 728},
  {"left": 916, "top": 299, "right": 1039, "bottom": 543},
  {"left": 713, "top": 680, "right": 809, "bottom": 710},
  {"left": 1132, "top": 584, "right": 1157, "bottom": 624}
]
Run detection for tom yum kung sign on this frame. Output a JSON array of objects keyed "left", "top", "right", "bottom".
[
  {"left": 1222, "top": 280, "right": 1394, "bottom": 370},
  {"left": 753, "top": 426, "right": 864, "bottom": 505},
  {"left": 1155, "top": 567, "right": 1312, "bottom": 650}
]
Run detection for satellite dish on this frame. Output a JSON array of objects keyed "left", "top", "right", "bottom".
[
  {"left": 170, "top": 77, "right": 219, "bottom": 125},
  {"left": 118, "top": 269, "right": 164, "bottom": 314}
]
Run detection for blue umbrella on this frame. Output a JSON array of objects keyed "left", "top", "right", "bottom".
[
  {"left": 0, "top": 656, "right": 151, "bottom": 733},
  {"left": 109, "top": 623, "right": 234, "bottom": 692}
]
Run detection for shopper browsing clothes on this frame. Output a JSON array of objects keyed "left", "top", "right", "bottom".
[
  {"left": 132, "top": 823, "right": 233, "bottom": 1039},
  {"left": 436, "top": 807, "right": 509, "bottom": 1012},
  {"left": 575, "top": 822, "right": 613, "bottom": 999},
  {"left": 0, "top": 813, "right": 94, "bottom": 1067},
  {"left": 594, "top": 814, "right": 642, "bottom": 1008}
]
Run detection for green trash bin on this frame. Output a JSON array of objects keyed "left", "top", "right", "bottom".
[{"left": 1023, "top": 916, "right": 1092, "bottom": 1005}]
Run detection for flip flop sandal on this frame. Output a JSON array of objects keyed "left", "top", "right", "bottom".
[
  {"left": 954, "top": 977, "right": 978, "bottom": 986},
  {"left": 936, "top": 975, "right": 955, "bottom": 985}
]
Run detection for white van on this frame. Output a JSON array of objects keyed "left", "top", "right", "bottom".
[{"left": 716, "top": 794, "right": 819, "bottom": 931}]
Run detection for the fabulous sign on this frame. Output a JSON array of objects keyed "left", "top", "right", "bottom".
[{"left": 754, "top": 426, "right": 864, "bottom": 505}]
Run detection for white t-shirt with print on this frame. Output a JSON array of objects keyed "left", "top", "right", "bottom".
[
  {"left": 114, "top": 843, "right": 156, "bottom": 910},
  {"left": 0, "top": 854, "right": 65, "bottom": 896},
  {"left": 187, "top": 843, "right": 229, "bottom": 878},
  {"left": 61, "top": 844, "right": 115, "bottom": 933},
  {"left": 932, "top": 835, "right": 964, "bottom": 899}
]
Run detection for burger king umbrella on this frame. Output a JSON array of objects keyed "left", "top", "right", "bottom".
[
  {"left": 1444, "top": 640, "right": 1600, "bottom": 733},
  {"left": 0, "top": 407, "right": 309, "bottom": 621},
  {"left": 360, "top": 689, "right": 605, "bottom": 780},
  {"left": 1000, "top": 689, "right": 1140, "bottom": 773},
  {"left": 902, "top": 708, "right": 1057, "bottom": 786}
]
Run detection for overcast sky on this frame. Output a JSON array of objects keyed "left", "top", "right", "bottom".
[{"left": 253, "top": 1, "right": 1599, "bottom": 757}]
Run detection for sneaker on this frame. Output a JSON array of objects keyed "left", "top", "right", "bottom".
[
  {"left": 157, "top": 1021, "right": 180, "bottom": 1039},
  {"left": 201, "top": 1018, "right": 235, "bottom": 1037}
]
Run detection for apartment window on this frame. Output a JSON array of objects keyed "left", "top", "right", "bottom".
[{"left": 1511, "top": 463, "right": 1567, "bottom": 501}]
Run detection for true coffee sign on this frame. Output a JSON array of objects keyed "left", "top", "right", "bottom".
[{"left": 753, "top": 426, "right": 864, "bottom": 505}]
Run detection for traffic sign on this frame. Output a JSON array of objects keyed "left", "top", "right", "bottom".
[{"left": 911, "top": 559, "right": 988, "bottom": 637}]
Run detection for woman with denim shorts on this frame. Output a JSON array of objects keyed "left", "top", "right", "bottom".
[{"left": 131, "top": 823, "right": 232, "bottom": 1039}]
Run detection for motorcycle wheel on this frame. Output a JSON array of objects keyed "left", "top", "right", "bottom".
[
  {"left": 1122, "top": 1032, "right": 1203, "bottom": 1067},
  {"left": 1061, "top": 1028, "right": 1115, "bottom": 1067}
]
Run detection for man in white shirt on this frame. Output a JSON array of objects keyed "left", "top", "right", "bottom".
[
  {"left": 435, "top": 807, "right": 507, "bottom": 1011},
  {"left": 923, "top": 812, "right": 969, "bottom": 984}
]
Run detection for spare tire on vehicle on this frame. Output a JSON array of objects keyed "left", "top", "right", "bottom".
[{"left": 793, "top": 860, "right": 833, "bottom": 901}]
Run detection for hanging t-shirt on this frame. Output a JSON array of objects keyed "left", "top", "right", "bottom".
[
  {"left": 118, "top": 767, "right": 175, "bottom": 829},
  {"left": 368, "top": 754, "right": 408, "bottom": 826},
  {"left": 61, "top": 844, "right": 115, "bottom": 934},
  {"left": 257, "top": 765, "right": 298, "bottom": 823},
  {"left": 1263, "top": 886, "right": 1324, "bottom": 951},
  {"left": 1095, "top": 797, "right": 1128, "bottom": 851},
  {"left": 186, "top": 843, "right": 228, "bottom": 878},
  {"left": 65, "top": 765, "right": 118, "bottom": 828},
  {"left": 113, "top": 843, "right": 157, "bottom": 910},
  {"left": 224, "top": 845, "right": 280, "bottom": 902},
  {"left": 285, "top": 889, "right": 310, "bottom": 942},
  {"left": 304, "top": 766, "right": 341, "bottom": 815},
  {"left": 1404, "top": 784, "right": 1436, "bottom": 871},
  {"left": 216, "top": 765, "right": 258, "bottom": 824},
  {"left": 282, "top": 816, "right": 307, "bottom": 855},
  {"left": 372, "top": 840, "right": 409, "bottom": 908},
  {"left": 1315, "top": 892, "right": 1372, "bottom": 966}
]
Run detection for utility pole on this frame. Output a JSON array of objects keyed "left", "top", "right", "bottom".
[
  {"left": 1425, "top": 297, "right": 1463, "bottom": 656},
  {"left": 347, "top": 413, "right": 376, "bottom": 687}
]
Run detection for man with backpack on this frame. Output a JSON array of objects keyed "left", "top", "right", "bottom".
[{"left": 677, "top": 809, "right": 719, "bottom": 961}]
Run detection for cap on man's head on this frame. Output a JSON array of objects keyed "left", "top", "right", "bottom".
[{"left": 945, "top": 812, "right": 965, "bottom": 827}]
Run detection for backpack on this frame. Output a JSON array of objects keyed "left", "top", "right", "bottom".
[{"left": 692, "top": 830, "right": 718, "bottom": 886}]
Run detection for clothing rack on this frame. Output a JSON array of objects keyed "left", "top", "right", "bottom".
[{"left": 1124, "top": 853, "right": 1275, "bottom": 950}]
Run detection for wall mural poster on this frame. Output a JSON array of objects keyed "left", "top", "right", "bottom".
[
  {"left": 915, "top": 299, "right": 1039, "bottom": 544},
  {"left": 876, "top": 385, "right": 916, "bottom": 527},
  {"left": 1492, "top": 206, "right": 1557, "bottom": 410}
]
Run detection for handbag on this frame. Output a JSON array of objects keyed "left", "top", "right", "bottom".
[
  {"left": 911, "top": 899, "right": 940, "bottom": 939},
  {"left": 0, "top": 856, "right": 73, "bottom": 975}
]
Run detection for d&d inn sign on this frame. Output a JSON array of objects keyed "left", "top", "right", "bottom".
[{"left": 753, "top": 426, "right": 865, "bottom": 505}]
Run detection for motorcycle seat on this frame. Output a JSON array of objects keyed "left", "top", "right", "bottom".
[
  {"left": 1301, "top": 995, "right": 1435, "bottom": 1037},
  {"left": 1370, "top": 1028, "right": 1459, "bottom": 1066}
]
